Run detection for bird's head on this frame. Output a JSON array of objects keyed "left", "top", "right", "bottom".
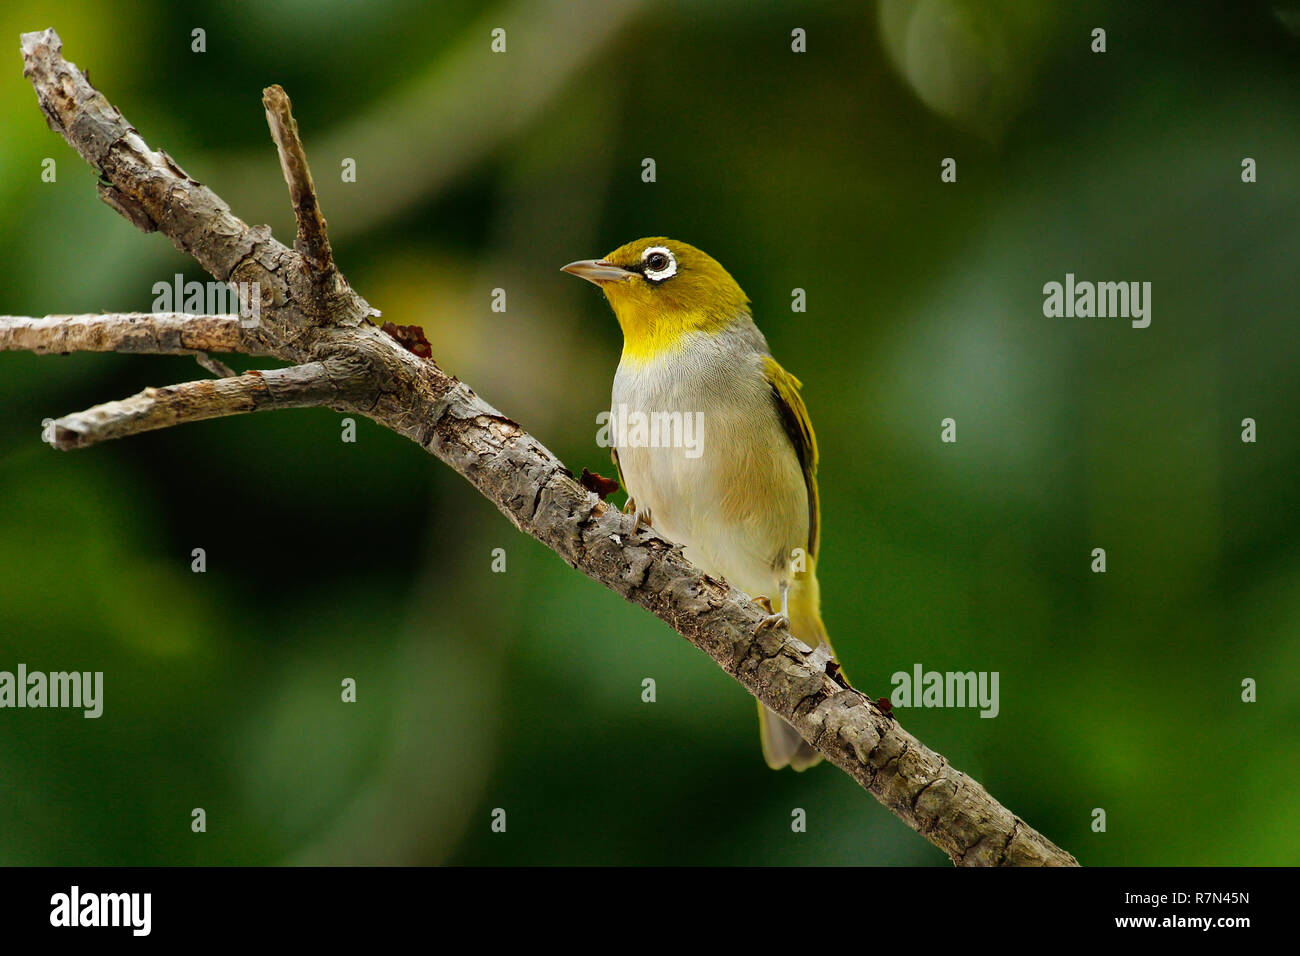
[{"left": 562, "top": 237, "right": 750, "bottom": 362}]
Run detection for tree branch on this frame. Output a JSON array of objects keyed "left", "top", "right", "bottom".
[
  {"left": 0, "top": 313, "right": 272, "bottom": 356},
  {"left": 10, "top": 28, "right": 1078, "bottom": 866},
  {"left": 263, "top": 84, "right": 335, "bottom": 279},
  {"left": 46, "top": 361, "right": 357, "bottom": 450}
]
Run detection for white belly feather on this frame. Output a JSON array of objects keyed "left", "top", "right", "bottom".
[{"left": 610, "top": 330, "right": 809, "bottom": 600}]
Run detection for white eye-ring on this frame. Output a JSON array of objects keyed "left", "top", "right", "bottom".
[{"left": 641, "top": 246, "right": 677, "bottom": 282}]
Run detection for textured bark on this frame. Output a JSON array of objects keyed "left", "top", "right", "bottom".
[
  {"left": 46, "top": 361, "right": 359, "bottom": 450},
  {"left": 0, "top": 313, "right": 270, "bottom": 356},
  {"left": 263, "top": 84, "right": 335, "bottom": 278},
  {"left": 8, "top": 28, "right": 1078, "bottom": 866}
]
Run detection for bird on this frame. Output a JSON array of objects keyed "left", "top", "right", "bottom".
[{"left": 562, "top": 237, "right": 838, "bottom": 770}]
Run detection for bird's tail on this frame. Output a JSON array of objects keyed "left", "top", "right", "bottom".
[{"left": 757, "top": 570, "right": 837, "bottom": 771}]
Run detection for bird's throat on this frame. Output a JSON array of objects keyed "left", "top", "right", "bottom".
[{"left": 612, "top": 302, "right": 732, "bottom": 365}]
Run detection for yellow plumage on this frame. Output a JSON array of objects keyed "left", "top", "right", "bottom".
[{"left": 563, "top": 238, "right": 837, "bottom": 770}]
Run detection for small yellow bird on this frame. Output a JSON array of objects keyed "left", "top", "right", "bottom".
[{"left": 563, "top": 238, "right": 838, "bottom": 770}]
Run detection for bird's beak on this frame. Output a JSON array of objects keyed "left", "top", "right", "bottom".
[{"left": 561, "top": 259, "right": 635, "bottom": 285}]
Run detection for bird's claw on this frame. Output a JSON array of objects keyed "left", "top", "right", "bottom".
[
  {"left": 754, "top": 595, "right": 790, "bottom": 630},
  {"left": 629, "top": 501, "right": 653, "bottom": 532}
]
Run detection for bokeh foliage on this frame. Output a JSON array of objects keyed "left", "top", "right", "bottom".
[{"left": 1, "top": 0, "right": 1297, "bottom": 865}]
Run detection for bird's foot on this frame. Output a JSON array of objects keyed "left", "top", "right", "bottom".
[
  {"left": 625, "top": 498, "right": 653, "bottom": 532},
  {"left": 754, "top": 595, "right": 790, "bottom": 630}
]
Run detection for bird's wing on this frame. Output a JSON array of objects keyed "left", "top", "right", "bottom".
[
  {"left": 611, "top": 446, "right": 626, "bottom": 492},
  {"left": 762, "top": 354, "right": 820, "bottom": 559}
]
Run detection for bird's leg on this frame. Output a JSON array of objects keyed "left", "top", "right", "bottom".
[
  {"left": 755, "top": 583, "right": 791, "bottom": 631},
  {"left": 623, "top": 496, "right": 653, "bottom": 532}
]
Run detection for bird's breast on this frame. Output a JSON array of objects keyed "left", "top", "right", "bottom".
[{"left": 609, "top": 334, "right": 809, "bottom": 597}]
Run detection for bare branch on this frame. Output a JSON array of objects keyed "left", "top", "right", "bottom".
[
  {"left": 48, "top": 360, "right": 357, "bottom": 450},
  {"left": 20, "top": 28, "right": 375, "bottom": 332},
  {"left": 263, "top": 84, "right": 334, "bottom": 278},
  {"left": 11, "top": 28, "right": 1079, "bottom": 866},
  {"left": 0, "top": 313, "right": 273, "bottom": 357},
  {"left": 193, "top": 352, "right": 238, "bottom": 378}
]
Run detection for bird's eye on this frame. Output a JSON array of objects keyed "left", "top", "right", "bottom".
[{"left": 640, "top": 246, "right": 677, "bottom": 281}]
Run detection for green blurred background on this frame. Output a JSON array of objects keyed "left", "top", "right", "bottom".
[{"left": 1, "top": 0, "right": 1297, "bottom": 865}]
